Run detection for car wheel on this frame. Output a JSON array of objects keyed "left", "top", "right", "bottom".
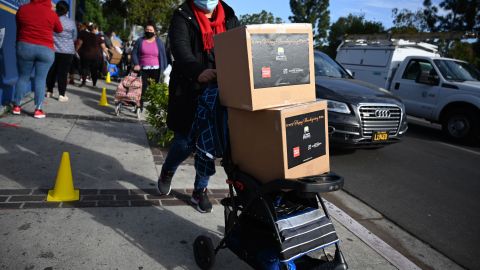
[{"left": 442, "top": 109, "right": 478, "bottom": 142}]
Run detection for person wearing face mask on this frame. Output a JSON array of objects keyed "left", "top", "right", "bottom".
[
  {"left": 131, "top": 22, "right": 168, "bottom": 110},
  {"left": 156, "top": 0, "right": 239, "bottom": 213}
]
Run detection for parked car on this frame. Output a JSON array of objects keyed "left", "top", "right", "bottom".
[
  {"left": 314, "top": 51, "right": 408, "bottom": 147},
  {"left": 336, "top": 39, "right": 480, "bottom": 142}
]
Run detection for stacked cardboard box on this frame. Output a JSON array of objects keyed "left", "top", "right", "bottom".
[{"left": 214, "top": 24, "right": 330, "bottom": 183}]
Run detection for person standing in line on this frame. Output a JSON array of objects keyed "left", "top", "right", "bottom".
[
  {"left": 156, "top": 0, "right": 239, "bottom": 213},
  {"left": 12, "top": 0, "right": 63, "bottom": 118},
  {"left": 76, "top": 23, "right": 108, "bottom": 87},
  {"left": 68, "top": 22, "right": 86, "bottom": 85},
  {"left": 46, "top": 0, "right": 77, "bottom": 102},
  {"left": 131, "top": 22, "right": 168, "bottom": 110}
]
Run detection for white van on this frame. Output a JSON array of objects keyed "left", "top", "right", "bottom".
[
  {"left": 336, "top": 39, "right": 440, "bottom": 89},
  {"left": 336, "top": 39, "right": 480, "bottom": 143}
]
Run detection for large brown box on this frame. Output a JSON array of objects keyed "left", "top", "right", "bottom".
[
  {"left": 108, "top": 48, "right": 122, "bottom": 65},
  {"left": 228, "top": 100, "right": 330, "bottom": 183},
  {"left": 214, "top": 24, "right": 316, "bottom": 111}
]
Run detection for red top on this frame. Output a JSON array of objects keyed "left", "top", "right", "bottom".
[{"left": 16, "top": 0, "right": 63, "bottom": 50}]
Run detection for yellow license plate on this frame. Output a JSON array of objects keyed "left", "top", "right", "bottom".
[{"left": 372, "top": 131, "right": 389, "bottom": 141}]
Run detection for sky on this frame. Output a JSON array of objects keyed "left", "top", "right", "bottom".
[{"left": 224, "top": 0, "right": 441, "bottom": 28}]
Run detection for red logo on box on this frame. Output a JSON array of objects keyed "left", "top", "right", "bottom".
[
  {"left": 262, "top": 66, "right": 271, "bottom": 78},
  {"left": 293, "top": 147, "right": 300, "bottom": 158}
]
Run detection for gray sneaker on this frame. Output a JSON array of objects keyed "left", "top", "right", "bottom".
[
  {"left": 191, "top": 188, "right": 213, "bottom": 213},
  {"left": 157, "top": 171, "right": 174, "bottom": 195}
]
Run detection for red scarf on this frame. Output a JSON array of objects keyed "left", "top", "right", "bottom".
[{"left": 190, "top": 0, "right": 226, "bottom": 52}]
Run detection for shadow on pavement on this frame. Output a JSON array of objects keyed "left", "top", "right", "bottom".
[{"left": 0, "top": 125, "right": 243, "bottom": 269}]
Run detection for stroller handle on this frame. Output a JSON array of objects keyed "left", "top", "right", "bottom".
[{"left": 260, "top": 172, "right": 344, "bottom": 194}]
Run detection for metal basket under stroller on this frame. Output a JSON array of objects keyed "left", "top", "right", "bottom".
[{"left": 193, "top": 158, "right": 348, "bottom": 269}]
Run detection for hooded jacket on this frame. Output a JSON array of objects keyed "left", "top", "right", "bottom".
[
  {"left": 16, "top": 0, "right": 63, "bottom": 49},
  {"left": 166, "top": 0, "right": 239, "bottom": 134}
]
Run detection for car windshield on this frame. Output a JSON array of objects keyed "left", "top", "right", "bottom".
[
  {"left": 314, "top": 52, "right": 350, "bottom": 79},
  {"left": 434, "top": 59, "right": 480, "bottom": 82}
]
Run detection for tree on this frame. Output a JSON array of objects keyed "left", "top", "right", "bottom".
[
  {"left": 392, "top": 8, "right": 427, "bottom": 32},
  {"left": 83, "top": 0, "right": 106, "bottom": 30},
  {"left": 439, "top": 0, "right": 480, "bottom": 31},
  {"left": 127, "top": 0, "right": 180, "bottom": 34},
  {"left": 423, "top": 0, "right": 440, "bottom": 32},
  {"left": 391, "top": 0, "right": 479, "bottom": 32},
  {"left": 289, "top": 0, "right": 330, "bottom": 45},
  {"left": 102, "top": 0, "right": 129, "bottom": 39},
  {"left": 326, "top": 14, "right": 385, "bottom": 57},
  {"left": 238, "top": 10, "right": 283, "bottom": 25},
  {"left": 447, "top": 41, "right": 476, "bottom": 63}
]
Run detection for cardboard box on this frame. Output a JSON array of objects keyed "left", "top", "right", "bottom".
[
  {"left": 214, "top": 24, "right": 316, "bottom": 111},
  {"left": 108, "top": 48, "right": 122, "bottom": 65},
  {"left": 228, "top": 100, "right": 329, "bottom": 183}
]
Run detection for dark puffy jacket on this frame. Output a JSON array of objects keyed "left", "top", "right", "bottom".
[{"left": 166, "top": 1, "right": 239, "bottom": 134}]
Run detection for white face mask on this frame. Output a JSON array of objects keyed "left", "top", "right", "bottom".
[{"left": 193, "top": 0, "right": 219, "bottom": 12}]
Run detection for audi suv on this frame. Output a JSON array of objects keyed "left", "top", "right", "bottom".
[{"left": 314, "top": 51, "right": 408, "bottom": 147}]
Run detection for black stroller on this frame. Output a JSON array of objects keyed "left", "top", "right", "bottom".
[{"left": 191, "top": 88, "right": 348, "bottom": 270}]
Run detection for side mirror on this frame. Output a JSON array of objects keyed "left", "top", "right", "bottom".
[
  {"left": 346, "top": 69, "right": 354, "bottom": 78},
  {"left": 416, "top": 71, "right": 439, "bottom": 85}
]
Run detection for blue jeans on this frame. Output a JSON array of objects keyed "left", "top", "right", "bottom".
[
  {"left": 162, "top": 132, "right": 210, "bottom": 190},
  {"left": 14, "top": 42, "right": 55, "bottom": 109}
]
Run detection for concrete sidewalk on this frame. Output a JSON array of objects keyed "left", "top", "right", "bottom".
[{"left": 0, "top": 81, "right": 419, "bottom": 269}]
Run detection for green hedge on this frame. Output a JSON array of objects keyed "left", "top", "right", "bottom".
[{"left": 144, "top": 81, "right": 173, "bottom": 147}]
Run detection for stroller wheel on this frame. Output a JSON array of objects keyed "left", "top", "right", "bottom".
[
  {"left": 193, "top": 235, "right": 215, "bottom": 270},
  {"left": 115, "top": 103, "right": 121, "bottom": 116}
]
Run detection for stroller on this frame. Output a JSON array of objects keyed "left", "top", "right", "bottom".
[
  {"left": 192, "top": 87, "right": 348, "bottom": 270},
  {"left": 114, "top": 71, "right": 142, "bottom": 119}
]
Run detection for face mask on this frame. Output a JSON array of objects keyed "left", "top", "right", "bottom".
[
  {"left": 193, "top": 0, "right": 218, "bottom": 12},
  {"left": 144, "top": 32, "right": 155, "bottom": 39}
]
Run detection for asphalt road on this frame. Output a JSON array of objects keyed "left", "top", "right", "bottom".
[{"left": 330, "top": 118, "right": 480, "bottom": 270}]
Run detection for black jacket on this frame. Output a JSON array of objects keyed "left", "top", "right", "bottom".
[{"left": 166, "top": 1, "right": 239, "bottom": 134}]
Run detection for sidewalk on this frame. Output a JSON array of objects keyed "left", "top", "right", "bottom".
[{"left": 0, "top": 80, "right": 414, "bottom": 269}]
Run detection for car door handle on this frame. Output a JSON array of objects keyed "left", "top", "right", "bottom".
[{"left": 394, "top": 82, "right": 400, "bottom": 90}]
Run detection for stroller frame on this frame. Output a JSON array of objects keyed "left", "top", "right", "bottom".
[
  {"left": 193, "top": 151, "right": 348, "bottom": 270},
  {"left": 114, "top": 71, "right": 142, "bottom": 120}
]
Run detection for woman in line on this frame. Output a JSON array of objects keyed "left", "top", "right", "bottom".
[
  {"left": 76, "top": 23, "right": 108, "bottom": 87},
  {"left": 12, "top": 0, "right": 63, "bottom": 118},
  {"left": 131, "top": 22, "right": 168, "bottom": 110},
  {"left": 46, "top": 0, "right": 77, "bottom": 102}
]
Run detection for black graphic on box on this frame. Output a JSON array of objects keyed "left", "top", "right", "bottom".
[
  {"left": 286, "top": 110, "right": 326, "bottom": 169},
  {"left": 251, "top": 33, "right": 310, "bottom": 89}
]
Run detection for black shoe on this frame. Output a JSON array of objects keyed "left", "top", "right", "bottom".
[
  {"left": 191, "top": 188, "right": 213, "bottom": 213},
  {"left": 157, "top": 170, "right": 174, "bottom": 195}
]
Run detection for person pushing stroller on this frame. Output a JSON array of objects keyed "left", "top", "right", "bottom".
[{"left": 156, "top": 0, "right": 239, "bottom": 213}]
